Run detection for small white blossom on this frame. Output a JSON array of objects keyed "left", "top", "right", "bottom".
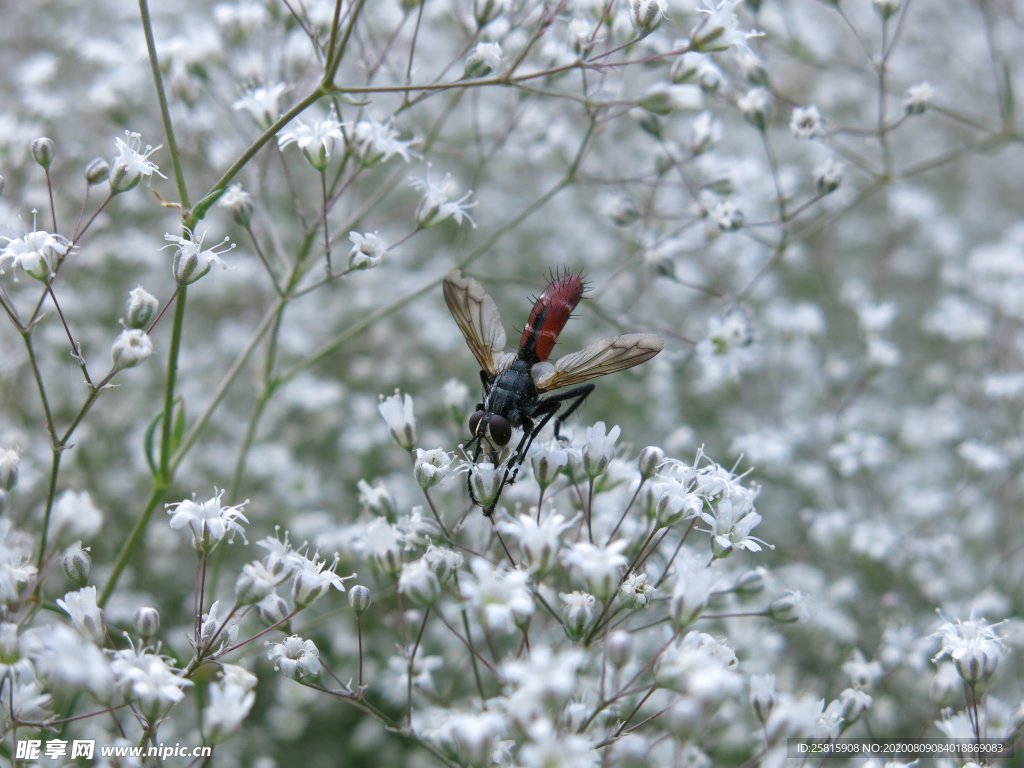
[
  {"left": 51, "top": 490, "right": 103, "bottom": 541},
  {"left": 562, "top": 539, "right": 628, "bottom": 598},
  {"left": 289, "top": 550, "right": 354, "bottom": 607},
  {"left": 670, "top": 553, "right": 717, "bottom": 628},
  {"left": 110, "top": 646, "right": 192, "bottom": 720},
  {"left": 0, "top": 230, "right": 70, "bottom": 281},
  {"left": 459, "top": 558, "right": 533, "bottom": 633},
  {"left": 351, "top": 116, "right": 418, "bottom": 164},
  {"left": 413, "top": 447, "right": 457, "bottom": 489},
  {"left": 123, "top": 285, "right": 159, "bottom": 329},
  {"left": 581, "top": 421, "right": 621, "bottom": 478},
  {"left": 932, "top": 613, "right": 1007, "bottom": 684},
  {"left": 738, "top": 88, "right": 770, "bottom": 129},
  {"left": 347, "top": 231, "right": 387, "bottom": 270},
  {"left": 278, "top": 109, "right": 346, "bottom": 170},
  {"left": 630, "top": 0, "right": 667, "bottom": 33},
  {"left": 165, "top": 227, "right": 234, "bottom": 286},
  {"left": 56, "top": 586, "right": 105, "bottom": 643},
  {"left": 789, "top": 105, "right": 825, "bottom": 139},
  {"left": 498, "top": 511, "right": 579, "bottom": 574},
  {"left": 399, "top": 557, "right": 441, "bottom": 606},
  {"left": 698, "top": 487, "right": 770, "bottom": 557},
  {"left": 166, "top": 489, "right": 249, "bottom": 552},
  {"left": 378, "top": 390, "right": 417, "bottom": 450},
  {"left": 560, "top": 590, "right": 596, "bottom": 639},
  {"left": 233, "top": 82, "right": 288, "bottom": 127},
  {"left": 693, "top": 0, "right": 763, "bottom": 55},
  {"left": 409, "top": 167, "right": 477, "bottom": 228},
  {"left": 464, "top": 42, "right": 503, "bottom": 78},
  {"left": 814, "top": 156, "right": 844, "bottom": 194},
  {"left": 903, "top": 82, "right": 934, "bottom": 115},
  {"left": 109, "top": 131, "right": 166, "bottom": 192},
  {"left": 266, "top": 634, "right": 321, "bottom": 679},
  {"left": 111, "top": 329, "right": 154, "bottom": 370},
  {"left": 620, "top": 571, "right": 655, "bottom": 608},
  {"left": 218, "top": 183, "right": 254, "bottom": 226},
  {"left": 203, "top": 664, "right": 257, "bottom": 743}
]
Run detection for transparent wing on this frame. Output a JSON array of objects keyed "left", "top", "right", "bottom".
[
  {"left": 534, "top": 333, "right": 664, "bottom": 391},
  {"left": 443, "top": 270, "right": 508, "bottom": 376}
]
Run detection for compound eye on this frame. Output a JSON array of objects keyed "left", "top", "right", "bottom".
[
  {"left": 489, "top": 415, "right": 512, "bottom": 446},
  {"left": 469, "top": 410, "right": 485, "bottom": 437}
]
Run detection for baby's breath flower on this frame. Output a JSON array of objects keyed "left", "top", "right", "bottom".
[
  {"left": 814, "top": 156, "right": 844, "bottom": 195},
  {"left": 399, "top": 557, "right": 441, "bottom": 606},
  {"left": 464, "top": 41, "right": 503, "bottom": 78},
  {"left": 266, "top": 634, "right": 321, "bottom": 679},
  {"left": 562, "top": 540, "right": 628, "bottom": 598},
  {"left": 109, "top": 131, "right": 166, "bottom": 193},
  {"left": 630, "top": 0, "right": 667, "bottom": 33},
  {"left": 606, "top": 630, "right": 633, "bottom": 668},
  {"left": 166, "top": 489, "right": 249, "bottom": 553},
  {"left": 789, "top": 105, "right": 825, "bottom": 139},
  {"left": 460, "top": 558, "right": 534, "bottom": 633},
  {"left": 349, "top": 584, "right": 371, "bottom": 615},
  {"left": 749, "top": 673, "right": 775, "bottom": 724},
  {"left": 31, "top": 137, "right": 54, "bottom": 169},
  {"left": 0, "top": 230, "right": 70, "bottom": 281},
  {"left": 85, "top": 158, "right": 110, "bottom": 185},
  {"left": 134, "top": 607, "right": 160, "bottom": 640},
  {"left": 738, "top": 88, "right": 770, "bottom": 130},
  {"left": 560, "top": 591, "right": 595, "bottom": 640},
  {"left": 423, "top": 545, "right": 463, "bottom": 582},
  {"left": 903, "top": 82, "right": 934, "bottom": 115},
  {"left": 289, "top": 550, "right": 354, "bottom": 607},
  {"left": 233, "top": 82, "right": 289, "bottom": 128},
  {"left": 620, "top": 571, "right": 655, "bottom": 608},
  {"left": 498, "top": 512, "right": 579, "bottom": 574},
  {"left": 235, "top": 560, "right": 279, "bottom": 605},
  {"left": 639, "top": 82, "right": 703, "bottom": 115},
  {"left": 931, "top": 613, "right": 1007, "bottom": 684},
  {"left": 123, "top": 286, "right": 158, "bottom": 330},
  {"left": 582, "top": 421, "right": 621, "bottom": 478},
  {"left": 0, "top": 449, "right": 19, "bottom": 491},
  {"left": 378, "top": 390, "right": 417, "bottom": 450},
  {"left": 110, "top": 646, "right": 192, "bottom": 721},
  {"left": 409, "top": 167, "right": 477, "bottom": 228},
  {"left": 669, "top": 554, "right": 716, "bottom": 629},
  {"left": 278, "top": 108, "right": 347, "bottom": 170},
  {"left": 769, "top": 590, "right": 811, "bottom": 623},
  {"left": 61, "top": 543, "right": 91, "bottom": 586},
  {"left": 203, "top": 664, "right": 257, "bottom": 743},
  {"left": 687, "top": 111, "right": 722, "bottom": 154},
  {"left": 165, "top": 227, "right": 234, "bottom": 286},
  {"left": 692, "top": 0, "right": 763, "bottom": 55},
  {"left": 530, "top": 440, "right": 571, "bottom": 489},
  {"left": 348, "top": 231, "right": 387, "bottom": 270},
  {"left": 219, "top": 183, "right": 254, "bottom": 226},
  {"left": 711, "top": 198, "right": 744, "bottom": 231},
  {"left": 57, "top": 586, "right": 104, "bottom": 643},
  {"left": 468, "top": 461, "right": 503, "bottom": 509},
  {"left": 351, "top": 116, "right": 418, "bottom": 164},
  {"left": 111, "top": 329, "right": 154, "bottom": 370},
  {"left": 698, "top": 488, "right": 769, "bottom": 557},
  {"left": 199, "top": 600, "right": 238, "bottom": 650}
]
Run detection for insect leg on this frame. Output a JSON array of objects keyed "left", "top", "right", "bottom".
[{"left": 544, "top": 384, "right": 596, "bottom": 441}]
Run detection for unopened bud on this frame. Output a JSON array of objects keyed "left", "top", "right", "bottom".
[
  {"left": 62, "top": 545, "right": 92, "bottom": 586},
  {"left": 638, "top": 446, "right": 664, "bottom": 479},
  {"left": 31, "top": 138, "right": 55, "bottom": 169},
  {"left": 349, "top": 585, "right": 371, "bottom": 615},
  {"left": 85, "top": 158, "right": 110, "bottom": 185},
  {"left": 124, "top": 286, "right": 158, "bottom": 330},
  {"left": 134, "top": 606, "right": 161, "bottom": 640}
]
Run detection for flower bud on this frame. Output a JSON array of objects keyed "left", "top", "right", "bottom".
[
  {"left": 85, "top": 158, "right": 110, "bottom": 185},
  {"left": 630, "top": 0, "right": 666, "bottom": 33},
  {"left": 469, "top": 463, "right": 503, "bottom": 509},
  {"left": 111, "top": 329, "right": 154, "bottom": 370},
  {"left": 464, "top": 42, "right": 503, "bottom": 79},
  {"left": 134, "top": 606, "right": 161, "bottom": 640},
  {"left": 749, "top": 673, "right": 775, "bottom": 724},
  {"left": 606, "top": 630, "right": 633, "bottom": 669},
  {"left": 124, "top": 286, "right": 159, "bottom": 330},
  {"left": 0, "top": 623, "right": 20, "bottom": 665},
  {"left": 768, "top": 591, "right": 809, "bottom": 623},
  {"left": 398, "top": 559, "right": 440, "bottom": 607},
  {"left": 218, "top": 184, "right": 254, "bottom": 227},
  {"left": 378, "top": 390, "right": 416, "bottom": 451},
  {"left": 0, "top": 175, "right": 5, "bottom": 195},
  {"left": 349, "top": 585, "right": 371, "bottom": 615},
  {"left": 62, "top": 544, "right": 92, "bottom": 586},
  {"left": 738, "top": 88, "right": 770, "bottom": 132},
  {"left": 258, "top": 594, "right": 290, "bottom": 627},
  {"left": 0, "top": 449, "right": 19, "bottom": 491},
  {"left": 561, "top": 591, "right": 595, "bottom": 641},
  {"left": 814, "top": 157, "right": 844, "bottom": 196},
  {"left": 31, "top": 137, "right": 55, "bottom": 169},
  {"left": 733, "top": 567, "right": 767, "bottom": 595},
  {"left": 638, "top": 446, "right": 664, "bottom": 479}
]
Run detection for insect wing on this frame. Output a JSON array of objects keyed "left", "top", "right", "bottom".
[
  {"left": 534, "top": 333, "right": 664, "bottom": 391},
  {"left": 443, "top": 271, "right": 508, "bottom": 376}
]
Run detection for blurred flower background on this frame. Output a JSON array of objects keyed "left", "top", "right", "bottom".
[{"left": 0, "top": 0, "right": 1021, "bottom": 766}]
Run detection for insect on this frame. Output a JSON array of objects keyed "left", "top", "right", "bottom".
[{"left": 443, "top": 269, "right": 664, "bottom": 514}]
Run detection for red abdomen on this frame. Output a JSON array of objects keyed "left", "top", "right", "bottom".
[{"left": 519, "top": 272, "right": 585, "bottom": 362}]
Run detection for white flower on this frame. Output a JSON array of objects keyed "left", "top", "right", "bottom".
[
  {"left": 789, "top": 105, "right": 825, "bottom": 139},
  {"left": 0, "top": 448, "right": 18, "bottom": 490},
  {"left": 630, "top": 0, "right": 667, "bottom": 33},
  {"left": 581, "top": 421, "right": 621, "bottom": 478},
  {"left": 166, "top": 489, "right": 249, "bottom": 552},
  {"left": 288, "top": 550, "right": 354, "bottom": 607},
  {"left": 202, "top": 664, "right": 257, "bottom": 743},
  {"left": 267, "top": 634, "right": 321, "bottom": 679},
  {"left": 655, "top": 631, "right": 740, "bottom": 703},
  {"left": 932, "top": 613, "right": 1007, "bottom": 683},
  {"left": 218, "top": 183, "right": 254, "bottom": 226},
  {"left": 459, "top": 558, "right": 533, "bottom": 633},
  {"left": 347, "top": 231, "right": 387, "bottom": 270},
  {"left": 501, "top": 646, "right": 584, "bottom": 724},
  {"left": 359, "top": 517, "right": 404, "bottom": 574},
  {"left": 277, "top": 108, "right": 347, "bottom": 170},
  {"left": 378, "top": 390, "right": 417, "bottom": 450},
  {"left": 749, "top": 672, "right": 776, "bottom": 723},
  {"left": 737, "top": 88, "right": 770, "bottom": 129},
  {"left": 123, "top": 285, "right": 159, "bottom": 329},
  {"left": 468, "top": 461, "right": 503, "bottom": 509},
  {"left": 903, "top": 82, "right": 934, "bottom": 115},
  {"left": 56, "top": 586, "right": 105, "bottom": 643},
  {"left": 413, "top": 447, "right": 457, "bottom": 489},
  {"left": 692, "top": 0, "right": 763, "bottom": 55},
  {"left": 110, "top": 646, "right": 192, "bottom": 720},
  {"left": 464, "top": 42, "right": 503, "bottom": 78},
  {"left": 620, "top": 571, "right": 655, "bottom": 608},
  {"left": 498, "top": 511, "right": 579, "bottom": 574},
  {"left": 51, "top": 490, "right": 103, "bottom": 541},
  {"left": 814, "top": 156, "right": 844, "bottom": 194},
  {"left": 518, "top": 718, "right": 597, "bottom": 768},
  {"left": 165, "top": 227, "right": 234, "bottom": 286},
  {"left": 23, "top": 623, "right": 114, "bottom": 699},
  {"left": 687, "top": 111, "right": 722, "bottom": 154},
  {"left": 529, "top": 439, "right": 572, "bottom": 488},
  {"left": 560, "top": 590, "right": 596, "bottom": 638},
  {"left": 198, "top": 600, "right": 238, "bottom": 651},
  {"left": 233, "top": 82, "right": 289, "bottom": 127},
  {"left": 409, "top": 167, "right": 477, "bottom": 228},
  {"left": 0, "top": 230, "right": 70, "bottom": 281},
  {"left": 235, "top": 560, "right": 280, "bottom": 605},
  {"left": 399, "top": 557, "right": 441, "bottom": 606},
  {"left": 698, "top": 487, "right": 770, "bottom": 557},
  {"left": 351, "top": 116, "right": 418, "bottom": 164},
  {"left": 423, "top": 544, "right": 463, "bottom": 582},
  {"left": 111, "top": 329, "right": 154, "bottom": 370},
  {"left": 562, "top": 539, "right": 628, "bottom": 598},
  {"left": 109, "top": 131, "right": 166, "bottom": 192},
  {"left": 670, "top": 553, "right": 717, "bottom": 628}
]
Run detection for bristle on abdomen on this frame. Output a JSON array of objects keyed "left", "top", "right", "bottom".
[{"left": 519, "top": 272, "right": 586, "bottom": 362}]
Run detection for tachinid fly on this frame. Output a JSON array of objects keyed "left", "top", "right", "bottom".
[{"left": 443, "top": 269, "right": 664, "bottom": 514}]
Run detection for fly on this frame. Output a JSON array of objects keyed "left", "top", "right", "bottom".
[{"left": 443, "top": 269, "right": 664, "bottom": 515}]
